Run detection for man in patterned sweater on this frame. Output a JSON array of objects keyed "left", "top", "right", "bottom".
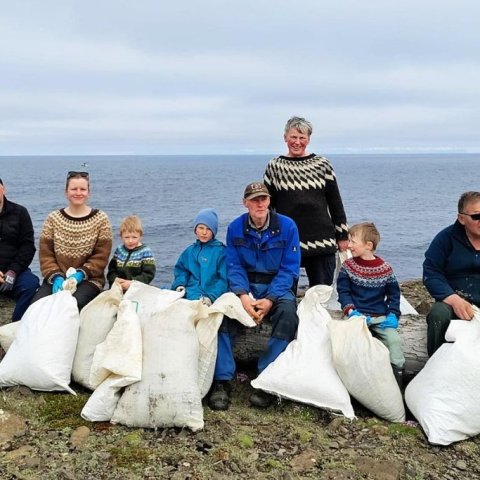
[
  {"left": 264, "top": 116, "right": 348, "bottom": 287},
  {"left": 337, "top": 222, "right": 405, "bottom": 387}
]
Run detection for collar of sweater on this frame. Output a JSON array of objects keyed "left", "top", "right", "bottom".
[{"left": 350, "top": 255, "right": 384, "bottom": 267}]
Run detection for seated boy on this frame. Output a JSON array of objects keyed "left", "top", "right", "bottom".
[
  {"left": 171, "top": 208, "right": 227, "bottom": 305},
  {"left": 107, "top": 215, "right": 156, "bottom": 291},
  {"left": 337, "top": 222, "right": 405, "bottom": 387}
]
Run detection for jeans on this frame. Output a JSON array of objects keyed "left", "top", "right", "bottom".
[{"left": 301, "top": 253, "right": 336, "bottom": 287}]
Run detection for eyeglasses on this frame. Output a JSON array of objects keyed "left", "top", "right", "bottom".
[
  {"left": 67, "top": 171, "right": 89, "bottom": 179},
  {"left": 460, "top": 212, "right": 480, "bottom": 221}
]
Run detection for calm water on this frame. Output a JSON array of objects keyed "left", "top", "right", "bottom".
[{"left": 2, "top": 154, "right": 479, "bottom": 287}]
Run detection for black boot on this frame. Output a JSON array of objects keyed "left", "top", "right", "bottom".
[
  {"left": 392, "top": 365, "right": 405, "bottom": 390},
  {"left": 250, "top": 389, "right": 275, "bottom": 408},
  {"left": 208, "top": 381, "right": 232, "bottom": 411}
]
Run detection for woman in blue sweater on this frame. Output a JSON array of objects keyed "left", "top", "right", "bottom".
[{"left": 171, "top": 208, "right": 227, "bottom": 305}]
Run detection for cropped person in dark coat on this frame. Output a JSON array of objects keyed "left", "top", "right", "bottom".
[
  {"left": 0, "top": 178, "right": 40, "bottom": 321},
  {"left": 423, "top": 191, "right": 480, "bottom": 356},
  {"left": 264, "top": 116, "right": 348, "bottom": 287}
]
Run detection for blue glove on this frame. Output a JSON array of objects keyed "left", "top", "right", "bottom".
[
  {"left": 68, "top": 270, "right": 85, "bottom": 285},
  {"left": 365, "top": 315, "right": 373, "bottom": 326},
  {"left": 0, "top": 270, "right": 16, "bottom": 293},
  {"left": 379, "top": 312, "right": 399, "bottom": 329},
  {"left": 52, "top": 276, "right": 65, "bottom": 293},
  {"left": 348, "top": 309, "right": 362, "bottom": 318}
]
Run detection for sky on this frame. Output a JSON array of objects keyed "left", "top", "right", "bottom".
[{"left": 1, "top": 1, "right": 479, "bottom": 155}]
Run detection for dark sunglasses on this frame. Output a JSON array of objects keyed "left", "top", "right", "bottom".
[
  {"left": 461, "top": 212, "right": 480, "bottom": 221},
  {"left": 67, "top": 171, "right": 89, "bottom": 179}
]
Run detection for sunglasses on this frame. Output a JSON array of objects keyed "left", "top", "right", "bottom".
[
  {"left": 461, "top": 212, "right": 480, "bottom": 221},
  {"left": 67, "top": 171, "right": 89, "bottom": 179}
]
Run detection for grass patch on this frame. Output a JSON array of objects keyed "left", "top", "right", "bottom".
[
  {"left": 237, "top": 432, "right": 254, "bottom": 448},
  {"left": 388, "top": 422, "right": 422, "bottom": 438},
  {"left": 34, "top": 392, "right": 90, "bottom": 429},
  {"left": 109, "top": 446, "right": 153, "bottom": 468}
]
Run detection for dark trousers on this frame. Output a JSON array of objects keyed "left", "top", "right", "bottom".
[
  {"left": 301, "top": 253, "right": 336, "bottom": 287},
  {"left": 426, "top": 301, "right": 455, "bottom": 356},
  {"left": 214, "top": 299, "right": 299, "bottom": 380},
  {"left": 2, "top": 268, "right": 40, "bottom": 321},
  {"left": 31, "top": 280, "right": 100, "bottom": 311}
]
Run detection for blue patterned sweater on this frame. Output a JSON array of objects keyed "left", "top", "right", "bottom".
[
  {"left": 337, "top": 256, "right": 401, "bottom": 317},
  {"left": 107, "top": 243, "right": 156, "bottom": 286}
]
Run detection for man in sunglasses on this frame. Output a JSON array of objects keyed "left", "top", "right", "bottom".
[
  {"left": 0, "top": 177, "right": 40, "bottom": 321},
  {"left": 423, "top": 191, "right": 480, "bottom": 355}
]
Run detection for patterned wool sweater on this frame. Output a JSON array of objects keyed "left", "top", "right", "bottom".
[
  {"left": 264, "top": 154, "right": 348, "bottom": 257},
  {"left": 107, "top": 243, "right": 156, "bottom": 286},
  {"left": 39, "top": 209, "right": 112, "bottom": 290},
  {"left": 337, "top": 256, "right": 401, "bottom": 317}
]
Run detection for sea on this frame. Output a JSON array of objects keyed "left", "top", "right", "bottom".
[{"left": 1, "top": 153, "right": 479, "bottom": 288}]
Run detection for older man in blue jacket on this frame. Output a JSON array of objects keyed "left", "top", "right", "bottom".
[
  {"left": 423, "top": 191, "right": 480, "bottom": 356},
  {"left": 208, "top": 182, "right": 301, "bottom": 410}
]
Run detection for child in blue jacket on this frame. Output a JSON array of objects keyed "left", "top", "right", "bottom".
[{"left": 172, "top": 208, "right": 227, "bottom": 305}]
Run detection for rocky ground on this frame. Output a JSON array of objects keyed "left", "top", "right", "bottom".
[{"left": 2, "top": 282, "right": 480, "bottom": 480}]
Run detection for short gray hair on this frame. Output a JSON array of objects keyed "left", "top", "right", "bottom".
[
  {"left": 458, "top": 191, "right": 480, "bottom": 213},
  {"left": 284, "top": 116, "right": 313, "bottom": 136}
]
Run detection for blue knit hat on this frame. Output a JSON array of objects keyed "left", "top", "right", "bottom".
[{"left": 194, "top": 208, "right": 218, "bottom": 237}]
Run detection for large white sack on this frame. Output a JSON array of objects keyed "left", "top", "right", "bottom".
[
  {"left": 405, "top": 309, "right": 480, "bottom": 445},
  {"left": 112, "top": 299, "right": 204, "bottom": 431},
  {"left": 0, "top": 291, "right": 79, "bottom": 394},
  {"left": 72, "top": 282, "right": 123, "bottom": 389},
  {"left": 252, "top": 285, "right": 355, "bottom": 419},
  {"left": 81, "top": 300, "right": 143, "bottom": 422},
  {"left": 196, "top": 293, "right": 256, "bottom": 398},
  {"left": 0, "top": 322, "right": 20, "bottom": 352},
  {"left": 328, "top": 316, "right": 405, "bottom": 422}
]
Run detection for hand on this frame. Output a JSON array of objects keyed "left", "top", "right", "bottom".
[
  {"left": 365, "top": 315, "right": 373, "bottom": 326},
  {"left": 52, "top": 276, "right": 65, "bottom": 293},
  {"left": 200, "top": 296, "right": 212, "bottom": 307},
  {"left": 0, "top": 270, "right": 16, "bottom": 292},
  {"left": 379, "top": 312, "right": 399, "bottom": 329},
  {"left": 239, "top": 294, "right": 262, "bottom": 323},
  {"left": 443, "top": 293, "right": 474, "bottom": 320},
  {"left": 67, "top": 270, "right": 85, "bottom": 285},
  {"left": 337, "top": 239, "right": 349, "bottom": 252},
  {"left": 348, "top": 309, "right": 362, "bottom": 318},
  {"left": 117, "top": 278, "right": 132, "bottom": 291},
  {"left": 252, "top": 298, "right": 273, "bottom": 321}
]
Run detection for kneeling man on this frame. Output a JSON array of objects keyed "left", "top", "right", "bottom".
[{"left": 209, "top": 182, "right": 300, "bottom": 410}]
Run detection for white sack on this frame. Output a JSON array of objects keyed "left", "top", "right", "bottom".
[
  {"left": 328, "top": 316, "right": 405, "bottom": 422},
  {"left": 0, "top": 292, "right": 79, "bottom": 394},
  {"left": 252, "top": 285, "right": 355, "bottom": 419},
  {"left": 196, "top": 293, "right": 256, "bottom": 398},
  {"left": 72, "top": 282, "right": 123, "bottom": 389},
  {"left": 112, "top": 299, "right": 204, "bottom": 431},
  {"left": 405, "top": 309, "right": 480, "bottom": 445},
  {"left": 81, "top": 300, "right": 143, "bottom": 422},
  {"left": 0, "top": 322, "right": 20, "bottom": 352}
]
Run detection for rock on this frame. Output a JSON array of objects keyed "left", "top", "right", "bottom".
[
  {"left": 456, "top": 460, "right": 467, "bottom": 471},
  {"left": 289, "top": 449, "right": 318, "bottom": 472},
  {"left": 354, "top": 456, "right": 403, "bottom": 480},
  {"left": 0, "top": 409, "right": 27, "bottom": 448},
  {"left": 69, "top": 426, "right": 90, "bottom": 450},
  {"left": 4, "top": 445, "right": 40, "bottom": 467},
  {"left": 0, "top": 296, "right": 15, "bottom": 326}
]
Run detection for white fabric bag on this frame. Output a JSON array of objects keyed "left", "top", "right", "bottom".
[
  {"left": 112, "top": 299, "right": 204, "bottom": 431},
  {"left": 72, "top": 282, "right": 123, "bottom": 389},
  {"left": 81, "top": 300, "right": 143, "bottom": 422},
  {"left": 196, "top": 293, "right": 256, "bottom": 398},
  {"left": 328, "top": 316, "right": 405, "bottom": 422},
  {"left": 405, "top": 308, "right": 480, "bottom": 445},
  {"left": 252, "top": 285, "right": 355, "bottom": 419},
  {"left": 0, "top": 291, "right": 80, "bottom": 394},
  {"left": 0, "top": 322, "right": 20, "bottom": 352}
]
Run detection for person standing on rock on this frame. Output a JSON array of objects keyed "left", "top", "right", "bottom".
[
  {"left": 0, "top": 177, "right": 40, "bottom": 321},
  {"left": 208, "top": 182, "right": 300, "bottom": 410},
  {"left": 423, "top": 191, "right": 480, "bottom": 355},
  {"left": 263, "top": 116, "right": 349, "bottom": 287}
]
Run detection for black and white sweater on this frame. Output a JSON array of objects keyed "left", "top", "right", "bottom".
[{"left": 263, "top": 153, "right": 348, "bottom": 257}]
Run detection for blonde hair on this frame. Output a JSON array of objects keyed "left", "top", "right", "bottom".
[
  {"left": 349, "top": 222, "right": 380, "bottom": 250},
  {"left": 119, "top": 215, "right": 143, "bottom": 235}
]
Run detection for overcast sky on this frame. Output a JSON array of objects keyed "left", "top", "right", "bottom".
[{"left": 1, "top": 1, "right": 479, "bottom": 155}]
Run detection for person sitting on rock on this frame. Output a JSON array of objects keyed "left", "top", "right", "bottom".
[
  {"left": 337, "top": 222, "right": 405, "bottom": 388},
  {"left": 0, "top": 177, "right": 40, "bottom": 322},
  {"left": 423, "top": 191, "right": 480, "bottom": 356},
  {"left": 208, "top": 182, "right": 300, "bottom": 410}
]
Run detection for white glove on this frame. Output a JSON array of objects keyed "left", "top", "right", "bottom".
[{"left": 200, "top": 296, "right": 212, "bottom": 307}]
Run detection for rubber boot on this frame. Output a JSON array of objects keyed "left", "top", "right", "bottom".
[{"left": 392, "top": 364, "right": 405, "bottom": 390}]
